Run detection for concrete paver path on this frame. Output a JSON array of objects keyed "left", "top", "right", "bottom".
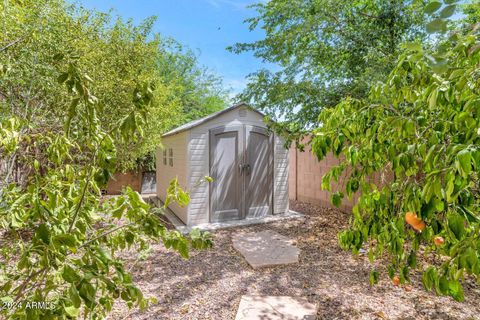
[
  {"left": 235, "top": 295, "right": 317, "bottom": 320},
  {"left": 232, "top": 230, "right": 300, "bottom": 268}
]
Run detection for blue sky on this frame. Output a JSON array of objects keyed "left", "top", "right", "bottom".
[{"left": 76, "top": 0, "right": 272, "bottom": 97}]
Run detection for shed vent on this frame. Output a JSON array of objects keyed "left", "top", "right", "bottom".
[{"left": 238, "top": 108, "right": 247, "bottom": 117}]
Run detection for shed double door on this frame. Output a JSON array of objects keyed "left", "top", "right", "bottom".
[{"left": 209, "top": 125, "right": 273, "bottom": 222}]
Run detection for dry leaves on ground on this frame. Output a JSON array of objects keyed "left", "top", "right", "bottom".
[{"left": 110, "top": 201, "right": 480, "bottom": 320}]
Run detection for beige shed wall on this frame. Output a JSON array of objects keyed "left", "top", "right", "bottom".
[
  {"left": 156, "top": 131, "right": 189, "bottom": 224},
  {"left": 273, "top": 135, "right": 289, "bottom": 214}
]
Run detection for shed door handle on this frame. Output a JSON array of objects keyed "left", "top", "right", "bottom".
[
  {"left": 244, "top": 164, "right": 251, "bottom": 175},
  {"left": 238, "top": 163, "right": 250, "bottom": 175}
]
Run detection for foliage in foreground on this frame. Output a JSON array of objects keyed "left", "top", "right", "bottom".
[
  {"left": 314, "top": 6, "right": 479, "bottom": 301},
  {"left": 0, "top": 2, "right": 215, "bottom": 318},
  {"left": 0, "top": 60, "right": 212, "bottom": 319}
]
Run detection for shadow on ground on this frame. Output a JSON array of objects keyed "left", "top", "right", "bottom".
[{"left": 110, "top": 201, "right": 480, "bottom": 320}]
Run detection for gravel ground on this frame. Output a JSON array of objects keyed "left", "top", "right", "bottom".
[{"left": 111, "top": 201, "right": 480, "bottom": 320}]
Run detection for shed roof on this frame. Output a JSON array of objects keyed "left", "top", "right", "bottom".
[{"left": 162, "top": 103, "right": 266, "bottom": 137}]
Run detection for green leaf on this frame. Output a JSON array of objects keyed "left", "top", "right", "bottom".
[
  {"left": 438, "top": 276, "right": 449, "bottom": 295},
  {"left": 69, "top": 285, "right": 81, "bottom": 308},
  {"left": 404, "top": 119, "right": 415, "bottom": 136},
  {"left": 165, "top": 177, "right": 190, "bottom": 208},
  {"left": 52, "top": 53, "right": 64, "bottom": 61},
  {"left": 400, "top": 266, "right": 409, "bottom": 283},
  {"left": 432, "top": 177, "right": 442, "bottom": 200},
  {"left": 62, "top": 265, "right": 81, "bottom": 283},
  {"left": 35, "top": 223, "right": 50, "bottom": 244},
  {"left": 404, "top": 42, "right": 422, "bottom": 52},
  {"left": 428, "top": 87, "right": 438, "bottom": 109},
  {"left": 65, "top": 98, "right": 80, "bottom": 133},
  {"left": 0, "top": 281, "right": 12, "bottom": 293},
  {"left": 448, "top": 279, "right": 464, "bottom": 301},
  {"left": 65, "top": 305, "right": 80, "bottom": 317},
  {"left": 17, "top": 255, "right": 29, "bottom": 270},
  {"left": 430, "top": 58, "right": 449, "bottom": 74},
  {"left": 369, "top": 270, "right": 379, "bottom": 285},
  {"left": 456, "top": 149, "right": 472, "bottom": 176},
  {"left": 53, "top": 234, "right": 77, "bottom": 248},
  {"left": 177, "top": 239, "right": 189, "bottom": 259},
  {"left": 448, "top": 214, "right": 465, "bottom": 240},
  {"left": 445, "top": 173, "right": 455, "bottom": 202},
  {"left": 461, "top": 248, "right": 478, "bottom": 272},
  {"left": 424, "top": 1, "right": 442, "bottom": 14},
  {"left": 407, "top": 250, "right": 417, "bottom": 268},
  {"left": 79, "top": 281, "right": 96, "bottom": 307},
  {"left": 57, "top": 72, "right": 69, "bottom": 84},
  {"left": 331, "top": 192, "right": 344, "bottom": 208},
  {"left": 321, "top": 173, "right": 331, "bottom": 191},
  {"left": 125, "top": 231, "right": 135, "bottom": 245},
  {"left": 439, "top": 5, "right": 456, "bottom": 18},
  {"left": 368, "top": 249, "right": 374, "bottom": 263},
  {"left": 422, "top": 267, "right": 436, "bottom": 291},
  {"left": 426, "top": 19, "right": 447, "bottom": 34}
]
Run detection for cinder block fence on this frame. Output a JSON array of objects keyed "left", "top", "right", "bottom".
[
  {"left": 105, "top": 171, "right": 142, "bottom": 195},
  {"left": 288, "top": 140, "right": 389, "bottom": 213}
]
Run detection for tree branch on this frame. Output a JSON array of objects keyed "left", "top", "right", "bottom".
[
  {"left": 80, "top": 223, "right": 135, "bottom": 248},
  {"left": 68, "top": 173, "right": 90, "bottom": 232},
  {"left": 13, "top": 267, "right": 47, "bottom": 302},
  {"left": 0, "top": 37, "right": 25, "bottom": 53},
  {"left": 357, "top": 12, "right": 381, "bottom": 20}
]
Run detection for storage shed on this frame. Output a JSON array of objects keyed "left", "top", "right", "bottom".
[{"left": 156, "top": 103, "right": 289, "bottom": 226}]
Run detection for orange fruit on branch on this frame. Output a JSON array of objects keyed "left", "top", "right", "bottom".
[
  {"left": 405, "top": 212, "right": 426, "bottom": 232},
  {"left": 405, "top": 212, "right": 420, "bottom": 225},
  {"left": 392, "top": 276, "right": 400, "bottom": 286},
  {"left": 434, "top": 236, "right": 444, "bottom": 246}
]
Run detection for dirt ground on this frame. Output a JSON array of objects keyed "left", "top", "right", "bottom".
[{"left": 111, "top": 201, "right": 480, "bottom": 320}]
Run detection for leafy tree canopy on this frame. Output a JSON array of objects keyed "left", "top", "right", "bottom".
[
  {"left": 463, "top": 0, "right": 480, "bottom": 25},
  {"left": 1, "top": 0, "right": 228, "bottom": 172},
  {"left": 229, "top": 0, "right": 431, "bottom": 139}
]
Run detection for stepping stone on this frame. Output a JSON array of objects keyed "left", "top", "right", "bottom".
[
  {"left": 232, "top": 230, "right": 300, "bottom": 268},
  {"left": 235, "top": 295, "right": 317, "bottom": 320}
]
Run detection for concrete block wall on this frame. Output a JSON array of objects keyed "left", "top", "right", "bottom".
[{"left": 106, "top": 171, "right": 142, "bottom": 195}]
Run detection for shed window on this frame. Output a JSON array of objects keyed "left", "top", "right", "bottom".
[
  {"left": 169, "top": 148, "right": 173, "bottom": 167},
  {"left": 163, "top": 149, "right": 167, "bottom": 165}
]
